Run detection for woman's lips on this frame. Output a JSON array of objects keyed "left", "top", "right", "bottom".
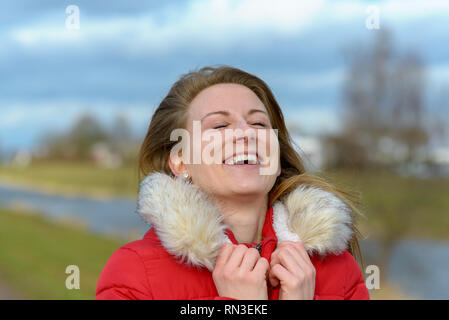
[
  {"left": 223, "top": 163, "right": 260, "bottom": 168},
  {"left": 222, "top": 163, "right": 261, "bottom": 169},
  {"left": 222, "top": 153, "right": 261, "bottom": 165}
]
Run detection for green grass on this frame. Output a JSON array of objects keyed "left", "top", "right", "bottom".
[
  {"left": 0, "top": 161, "right": 139, "bottom": 199},
  {"left": 324, "top": 168, "right": 449, "bottom": 241},
  {"left": 0, "top": 208, "right": 128, "bottom": 299}
]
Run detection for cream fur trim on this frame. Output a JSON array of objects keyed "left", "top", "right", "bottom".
[
  {"left": 137, "top": 172, "right": 228, "bottom": 271},
  {"left": 137, "top": 172, "right": 353, "bottom": 271},
  {"left": 273, "top": 185, "right": 353, "bottom": 256}
]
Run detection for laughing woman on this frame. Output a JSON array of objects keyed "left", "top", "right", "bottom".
[{"left": 95, "top": 66, "right": 370, "bottom": 300}]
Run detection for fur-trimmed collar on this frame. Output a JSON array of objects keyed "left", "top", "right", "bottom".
[{"left": 137, "top": 172, "right": 353, "bottom": 271}]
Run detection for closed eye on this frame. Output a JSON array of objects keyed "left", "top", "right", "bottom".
[
  {"left": 213, "top": 124, "right": 228, "bottom": 129},
  {"left": 213, "top": 122, "right": 266, "bottom": 129}
]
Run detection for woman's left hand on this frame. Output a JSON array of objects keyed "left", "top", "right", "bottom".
[{"left": 268, "top": 241, "right": 316, "bottom": 300}]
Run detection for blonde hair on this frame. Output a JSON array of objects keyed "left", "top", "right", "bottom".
[{"left": 138, "top": 65, "right": 364, "bottom": 266}]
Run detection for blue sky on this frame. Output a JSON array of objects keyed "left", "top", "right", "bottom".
[{"left": 1, "top": 0, "right": 449, "bottom": 152}]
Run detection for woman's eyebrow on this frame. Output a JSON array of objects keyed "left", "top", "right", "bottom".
[
  {"left": 200, "top": 108, "right": 268, "bottom": 122},
  {"left": 200, "top": 110, "right": 229, "bottom": 121}
]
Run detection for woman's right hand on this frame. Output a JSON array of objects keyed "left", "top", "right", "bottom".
[{"left": 212, "top": 243, "right": 270, "bottom": 300}]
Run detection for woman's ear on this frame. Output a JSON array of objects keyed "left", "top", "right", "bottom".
[{"left": 168, "top": 152, "right": 187, "bottom": 177}]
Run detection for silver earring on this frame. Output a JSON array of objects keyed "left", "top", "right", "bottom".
[{"left": 183, "top": 172, "right": 189, "bottom": 180}]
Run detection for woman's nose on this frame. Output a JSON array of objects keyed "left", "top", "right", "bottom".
[
  {"left": 234, "top": 118, "right": 251, "bottom": 131},
  {"left": 233, "top": 120, "right": 257, "bottom": 142}
]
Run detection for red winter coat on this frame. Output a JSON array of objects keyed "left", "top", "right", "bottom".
[{"left": 96, "top": 172, "right": 369, "bottom": 300}]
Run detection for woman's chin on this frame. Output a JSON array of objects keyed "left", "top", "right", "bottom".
[
  {"left": 221, "top": 163, "right": 263, "bottom": 176},
  {"left": 222, "top": 174, "right": 268, "bottom": 195},
  {"left": 228, "top": 185, "right": 265, "bottom": 197}
]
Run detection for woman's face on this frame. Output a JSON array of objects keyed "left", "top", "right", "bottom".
[{"left": 172, "top": 83, "right": 280, "bottom": 200}]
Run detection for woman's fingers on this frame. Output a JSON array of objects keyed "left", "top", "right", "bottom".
[
  {"left": 269, "top": 249, "right": 298, "bottom": 286},
  {"left": 269, "top": 243, "right": 316, "bottom": 300},
  {"left": 276, "top": 242, "right": 313, "bottom": 270},
  {"left": 226, "top": 244, "right": 248, "bottom": 269},
  {"left": 282, "top": 242, "right": 316, "bottom": 280},
  {"left": 269, "top": 248, "right": 281, "bottom": 286},
  {"left": 212, "top": 243, "right": 270, "bottom": 300},
  {"left": 269, "top": 263, "right": 294, "bottom": 285},
  {"left": 216, "top": 244, "right": 264, "bottom": 272},
  {"left": 269, "top": 270, "right": 280, "bottom": 287},
  {"left": 269, "top": 241, "right": 315, "bottom": 287},
  {"left": 279, "top": 242, "right": 304, "bottom": 266},
  {"left": 286, "top": 241, "right": 311, "bottom": 264},
  {"left": 241, "top": 247, "right": 261, "bottom": 271},
  {"left": 275, "top": 245, "right": 301, "bottom": 272},
  {"left": 215, "top": 243, "right": 234, "bottom": 269},
  {"left": 252, "top": 256, "right": 270, "bottom": 277}
]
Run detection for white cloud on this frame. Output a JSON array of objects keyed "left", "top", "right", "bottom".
[
  {"left": 322, "top": 0, "right": 449, "bottom": 22},
  {"left": 188, "top": 0, "right": 325, "bottom": 34},
  {"left": 381, "top": 0, "right": 449, "bottom": 21},
  {"left": 6, "top": 0, "right": 449, "bottom": 53},
  {"left": 7, "top": 0, "right": 326, "bottom": 50}
]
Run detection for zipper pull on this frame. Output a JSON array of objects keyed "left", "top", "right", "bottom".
[{"left": 252, "top": 243, "right": 262, "bottom": 254}]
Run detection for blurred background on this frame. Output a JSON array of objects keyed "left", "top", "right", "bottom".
[{"left": 0, "top": 0, "right": 448, "bottom": 300}]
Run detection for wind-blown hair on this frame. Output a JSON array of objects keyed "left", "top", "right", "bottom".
[{"left": 138, "top": 65, "right": 364, "bottom": 266}]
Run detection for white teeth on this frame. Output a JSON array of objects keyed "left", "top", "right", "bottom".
[{"left": 224, "top": 154, "right": 259, "bottom": 165}]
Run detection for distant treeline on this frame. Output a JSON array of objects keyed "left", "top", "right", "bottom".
[{"left": 37, "top": 112, "right": 140, "bottom": 166}]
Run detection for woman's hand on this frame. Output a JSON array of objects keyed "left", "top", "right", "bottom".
[
  {"left": 212, "top": 243, "right": 270, "bottom": 300},
  {"left": 268, "top": 241, "right": 316, "bottom": 300}
]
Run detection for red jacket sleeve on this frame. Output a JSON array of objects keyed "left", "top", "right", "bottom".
[
  {"left": 95, "top": 247, "right": 153, "bottom": 300},
  {"left": 343, "top": 251, "right": 370, "bottom": 300}
]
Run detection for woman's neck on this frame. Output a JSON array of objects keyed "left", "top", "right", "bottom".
[{"left": 213, "top": 194, "right": 268, "bottom": 244}]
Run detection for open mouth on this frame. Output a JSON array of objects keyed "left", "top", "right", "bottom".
[{"left": 223, "top": 153, "right": 261, "bottom": 166}]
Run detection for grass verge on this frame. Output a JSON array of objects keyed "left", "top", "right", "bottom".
[
  {"left": 0, "top": 161, "right": 139, "bottom": 200},
  {"left": 0, "top": 207, "right": 128, "bottom": 299}
]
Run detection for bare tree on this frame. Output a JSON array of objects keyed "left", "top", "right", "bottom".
[
  {"left": 342, "top": 29, "right": 392, "bottom": 138},
  {"left": 333, "top": 29, "right": 431, "bottom": 284},
  {"left": 335, "top": 29, "right": 429, "bottom": 168},
  {"left": 390, "top": 53, "right": 428, "bottom": 161}
]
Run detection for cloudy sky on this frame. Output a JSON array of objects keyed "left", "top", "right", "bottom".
[{"left": 1, "top": 0, "right": 449, "bottom": 152}]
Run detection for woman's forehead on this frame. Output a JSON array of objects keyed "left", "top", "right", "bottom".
[{"left": 188, "top": 84, "right": 266, "bottom": 119}]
